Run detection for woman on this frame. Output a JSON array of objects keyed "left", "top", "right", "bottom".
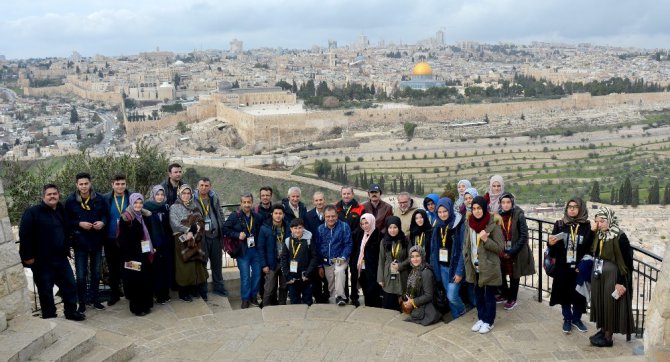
[
  {"left": 402, "top": 245, "right": 442, "bottom": 326},
  {"left": 117, "top": 193, "right": 154, "bottom": 316},
  {"left": 422, "top": 193, "right": 440, "bottom": 227},
  {"left": 377, "top": 217, "right": 409, "bottom": 311},
  {"left": 498, "top": 192, "right": 535, "bottom": 310},
  {"left": 459, "top": 187, "right": 478, "bottom": 216},
  {"left": 548, "top": 197, "right": 594, "bottom": 334},
  {"left": 409, "top": 209, "right": 433, "bottom": 263},
  {"left": 144, "top": 185, "right": 174, "bottom": 305},
  {"left": 484, "top": 175, "right": 504, "bottom": 215},
  {"left": 454, "top": 179, "right": 472, "bottom": 214},
  {"left": 463, "top": 196, "right": 503, "bottom": 334},
  {"left": 357, "top": 213, "right": 382, "bottom": 308},
  {"left": 589, "top": 207, "right": 634, "bottom": 347},
  {"left": 169, "top": 184, "right": 208, "bottom": 302}
]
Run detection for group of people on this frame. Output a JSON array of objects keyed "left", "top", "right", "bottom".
[{"left": 18, "top": 166, "right": 634, "bottom": 345}]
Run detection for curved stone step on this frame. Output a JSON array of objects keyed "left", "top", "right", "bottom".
[
  {"left": 0, "top": 316, "right": 56, "bottom": 362},
  {"left": 29, "top": 320, "right": 95, "bottom": 362},
  {"left": 76, "top": 330, "right": 135, "bottom": 362}
]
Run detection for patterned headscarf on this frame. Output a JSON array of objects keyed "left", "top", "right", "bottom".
[
  {"left": 594, "top": 207, "right": 621, "bottom": 241},
  {"left": 406, "top": 245, "right": 427, "bottom": 297},
  {"left": 562, "top": 197, "right": 588, "bottom": 225},
  {"left": 455, "top": 179, "right": 472, "bottom": 212},
  {"left": 487, "top": 175, "right": 505, "bottom": 213},
  {"left": 177, "top": 184, "right": 193, "bottom": 207}
]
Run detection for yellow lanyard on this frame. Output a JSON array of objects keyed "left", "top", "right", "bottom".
[
  {"left": 570, "top": 224, "right": 580, "bottom": 243},
  {"left": 440, "top": 226, "right": 449, "bottom": 248},
  {"left": 344, "top": 205, "right": 352, "bottom": 218},
  {"left": 431, "top": 217, "right": 437, "bottom": 227},
  {"left": 114, "top": 194, "right": 124, "bottom": 214},
  {"left": 476, "top": 235, "right": 482, "bottom": 249},
  {"left": 291, "top": 239, "right": 302, "bottom": 259},
  {"left": 392, "top": 242, "right": 401, "bottom": 259},
  {"left": 598, "top": 238, "right": 604, "bottom": 257},
  {"left": 81, "top": 195, "right": 91, "bottom": 211},
  {"left": 274, "top": 226, "right": 284, "bottom": 243},
  {"left": 244, "top": 215, "right": 253, "bottom": 234},
  {"left": 199, "top": 195, "right": 210, "bottom": 216},
  {"left": 415, "top": 233, "right": 424, "bottom": 247}
]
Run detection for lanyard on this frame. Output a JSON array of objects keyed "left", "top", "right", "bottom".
[
  {"left": 198, "top": 195, "right": 210, "bottom": 216},
  {"left": 501, "top": 217, "right": 512, "bottom": 241},
  {"left": 598, "top": 237, "right": 604, "bottom": 257},
  {"left": 344, "top": 205, "right": 352, "bottom": 218},
  {"left": 244, "top": 215, "right": 253, "bottom": 234},
  {"left": 440, "top": 226, "right": 449, "bottom": 248},
  {"left": 431, "top": 217, "right": 437, "bottom": 227},
  {"left": 114, "top": 194, "right": 124, "bottom": 214},
  {"left": 81, "top": 195, "right": 91, "bottom": 211},
  {"left": 274, "top": 226, "right": 284, "bottom": 243},
  {"left": 570, "top": 224, "right": 580, "bottom": 244},
  {"left": 476, "top": 234, "right": 482, "bottom": 249},
  {"left": 291, "top": 239, "right": 301, "bottom": 259},
  {"left": 392, "top": 242, "right": 401, "bottom": 259},
  {"left": 415, "top": 233, "right": 424, "bottom": 247}
]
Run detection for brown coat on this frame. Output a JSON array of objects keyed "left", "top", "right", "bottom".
[{"left": 463, "top": 215, "right": 504, "bottom": 287}]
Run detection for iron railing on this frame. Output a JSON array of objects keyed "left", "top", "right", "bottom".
[{"left": 524, "top": 216, "right": 663, "bottom": 339}]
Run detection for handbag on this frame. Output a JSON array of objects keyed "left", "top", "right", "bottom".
[{"left": 543, "top": 247, "right": 557, "bottom": 277}]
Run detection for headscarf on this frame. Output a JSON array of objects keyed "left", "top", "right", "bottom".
[
  {"left": 422, "top": 193, "right": 439, "bottom": 226},
  {"left": 468, "top": 196, "right": 490, "bottom": 233},
  {"left": 487, "top": 175, "right": 505, "bottom": 213},
  {"left": 124, "top": 193, "right": 153, "bottom": 257},
  {"left": 129, "top": 193, "right": 144, "bottom": 218},
  {"left": 594, "top": 207, "right": 621, "bottom": 241},
  {"left": 383, "top": 216, "right": 406, "bottom": 249},
  {"left": 406, "top": 245, "right": 427, "bottom": 296},
  {"left": 455, "top": 179, "right": 472, "bottom": 212},
  {"left": 176, "top": 184, "right": 194, "bottom": 207},
  {"left": 357, "top": 213, "right": 376, "bottom": 273},
  {"left": 460, "top": 187, "right": 479, "bottom": 214},
  {"left": 562, "top": 197, "right": 588, "bottom": 225},
  {"left": 149, "top": 185, "right": 166, "bottom": 204},
  {"left": 434, "top": 197, "right": 456, "bottom": 228},
  {"left": 409, "top": 209, "right": 432, "bottom": 239},
  {"left": 498, "top": 192, "right": 515, "bottom": 216}
]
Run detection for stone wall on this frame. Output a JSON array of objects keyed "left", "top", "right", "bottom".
[
  {"left": 0, "top": 181, "right": 30, "bottom": 320},
  {"left": 124, "top": 99, "right": 217, "bottom": 137},
  {"left": 644, "top": 242, "right": 670, "bottom": 360},
  {"left": 23, "top": 82, "right": 124, "bottom": 105}
]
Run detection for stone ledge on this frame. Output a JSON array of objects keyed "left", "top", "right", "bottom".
[{"left": 261, "top": 304, "right": 308, "bottom": 322}]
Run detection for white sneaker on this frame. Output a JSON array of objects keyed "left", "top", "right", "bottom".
[
  {"left": 471, "top": 320, "right": 484, "bottom": 332},
  {"left": 479, "top": 323, "right": 494, "bottom": 334}
]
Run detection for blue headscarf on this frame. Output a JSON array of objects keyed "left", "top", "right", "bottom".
[
  {"left": 423, "top": 193, "right": 440, "bottom": 227},
  {"left": 435, "top": 197, "right": 459, "bottom": 228}
]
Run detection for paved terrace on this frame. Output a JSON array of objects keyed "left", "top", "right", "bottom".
[{"left": 37, "top": 287, "right": 642, "bottom": 361}]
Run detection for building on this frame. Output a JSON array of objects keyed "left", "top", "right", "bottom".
[
  {"left": 230, "top": 39, "right": 244, "bottom": 53},
  {"left": 213, "top": 87, "right": 296, "bottom": 107},
  {"left": 399, "top": 62, "right": 447, "bottom": 90}
]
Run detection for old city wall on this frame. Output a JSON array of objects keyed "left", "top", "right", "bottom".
[
  {"left": 0, "top": 181, "right": 31, "bottom": 322},
  {"left": 23, "top": 83, "right": 123, "bottom": 105},
  {"left": 124, "top": 100, "right": 217, "bottom": 137}
]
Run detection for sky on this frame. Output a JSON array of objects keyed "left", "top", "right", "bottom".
[{"left": 2, "top": 0, "right": 670, "bottom": 59}]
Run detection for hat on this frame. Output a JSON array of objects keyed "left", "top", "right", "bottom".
[{"left": 368, "top": 183, "right": 382, "bottom": 193}]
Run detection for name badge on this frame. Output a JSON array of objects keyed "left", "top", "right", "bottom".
[
  {"left": 205, "top": 220, "right": 211, "bottom": 231},
  {"left": 141, "top": 240, "right": 151, "bottom": 253},
  {"left": 505, "top": 240, "right": 512, "bottom": 250},
  {"left": 390, "top": 274, "right": 398, "bottom": 280},
  {"left": 567, "top": 249, "right": 576, "bottom": 264},
  {"left": 439, "top": 248, "right": 449, "bottom": 262},
  {"left": 247, "top": 236, "right": 255, "bottom": 248},
  {"left": 124, "top": 260, "right": 142, "bottom": 271},
  {"left": 290, "top": 260, "right": 298, "bottom": 273}
]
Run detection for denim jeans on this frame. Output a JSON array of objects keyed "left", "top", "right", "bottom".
[
  {"left": 75, "top": 248, "right": 102, "bottom": 305},
  {"left": 288, "top": 279, "right": 313, "bottom": 305},
  {"left": 439, "top": 264, "right": 465, "bottom": 318},
  {"left": 236, "top": 247, "right": 261, "bottom": 301},
  {"left": 474, "top": 280, "right": 497, "bottom": 325}
]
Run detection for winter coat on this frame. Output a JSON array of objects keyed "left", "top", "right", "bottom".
[
  {"left": 393, "top": 201, "right": 418, "bottom": 235},
  {"left": 406, "top": 265, "right": 442, "bottom": 326},
  {"left": 280, "top": 231, "right": 319, "bottom": 280},
  {"left": 304, "top": 208, "right": 325, "bottom": 237},
  {"left": 64, "top": 191, "right": 109, "bottom": 251},
  {"left": 377, "top": 236, "right": 410, "bottom": 295},
  {"left": 19, "top": 202, "right": 71, "bottom": 265},
  {"left": 500, "top": 206, "right": 535, "bottom": 278},
  {"left": 169, "top": 202, "right": 207, "bottom": 287},
  {"left": 362, "top": 200, "right": 393, "bottom": 233},
  {"left": 118, "top": 210, "right": 153, "bottom": 271},
  {"left": 423, "top": 193, "right": 440, "bottom": 227},
  {"left": 257, "top": 219, "right": 290, "bottom": 270},
  {"left": 281, "top": 198, "right": 307, "bottom": 225},
  {"left": 548, "top": 220, "right": 594, "bottom": 306},
  {"left": 193, "top": 190, "right": 225, "bottom": 239},
  {"left": 430, "top": 215, "right": 465, "bottom": 282},
  {"left": 316, "top": 220, "right": 353, "bottom": 266},
  {"left": 463, "top": 215, "right": 504, "bottom": 287},
  {"left": 222, "top": 209, "right": 262, "bottom": 258}
]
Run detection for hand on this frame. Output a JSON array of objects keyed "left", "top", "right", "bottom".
[
  {"left": 286, "top": 279, "right": 295, "bottom": 285},
  {"left": 318, "top": 267, "right": 325, "bottom": 279},
  {"left": 302, "top": 276, "right": 309, "bottom": 282},
  {"left": 92, "top": 221, "right": 105, "bottom": 230},
  {"left": 453, "top": 275, "right": 462, "bottom": 284},
  {"left": 478, "top": 230, "right": 489, "bottom": 241},
  {"left": 548, "top": 235, "right": 558, "bottom": 246},
  {"left": 378, "top": 282, "right": 384, "bottom": 288},
  {"left": 615, "top": 284, "right": 626, "bottom": 296},
  {"left": 23, "top": 258, "right": 35, "bottom": 265},
  {"left": 238, "top": 232, "right": 246, "bottom": 240},
  {"left": 590, "top": 219, "right": 597, "bottom": 231},
  {"left": 79, "top": 221, "right": 93, "bottom": 230},
  {"left": 262, "top": 266, "right": 270, "bottom": 274},
  {"left": 186, "top": 232, "right": 194, "bottom": 240}
]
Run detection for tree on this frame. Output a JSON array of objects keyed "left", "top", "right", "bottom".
[
  {"left": 176, "top": 121, "right": 189, "bottom": 134},
  {"left": 70, "top": 106, "right": 80, "bottom": 124},
  {"left": 275, "top": 80, "right": 292, "bottom": 91},
  {"left": 648, "top": 179, "right": 660, "bottom": 204},
  {"left": 622, "top": 177, "right": 633, "bottom": 205},
  {"left": 664, "top": 183, "right": 670, "bottom": 205},
  {"left": 590, "top": 181, "right": 601, "bottom": 202},
  {"left": 632, "top": 185, "right": 639, "bottom": 207},
  {"left": 610, "top": 187, "right": 617, "bottom": 205},
  {"left": 313, "top": 159, "right": 332, "bottom": 178},
  {"left": 404, "top": 122, "right": 417, "bottom": 140}
]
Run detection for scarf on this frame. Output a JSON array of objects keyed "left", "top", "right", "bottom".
[
  {"left": 409, "top": 209, "right": 432, "bottom": 239},
  {"left": 125, "top": 193, "right": 154, "bottom": 262},
  {"left": 594, "top": 207, "right": 621, "bottom": 241},
  {"left": 177, "top": 184, "right": 194, "bottom": 208},
  {"left": 406, "top": 245, "right": 426, "bottom": 297},
  {"left": 460, "top": 187, "right": 479, "bottom": 214},
  {"left": 487, "top": 175, "right": 504, "bottom": 213},
  {"left": 357, "top": 213, "right": 376, "bottom": 273},
  {"left": 468, "top": 196, "right": 490, "bottom": 233},
  {"left": 562, "top": 197, "right": 589, "bottom": 225},
  {"left": 455, "top": 179, "right": 472, "bottom": 211},
  {"left": 383, "top": 216, "right": 406, "bottom": 250},
  {"left": 498, "top": 192, "right": 515, "bottom": 216}
]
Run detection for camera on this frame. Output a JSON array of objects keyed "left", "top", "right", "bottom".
[{"left": 593, "top": 270, "right": 601, "bottom": 280}]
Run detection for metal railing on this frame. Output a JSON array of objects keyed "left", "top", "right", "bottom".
[{"left": 523, "top": 216, "right": 663, "bottom": 339}]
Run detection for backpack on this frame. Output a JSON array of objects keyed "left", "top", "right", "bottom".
[{"left": 222, "top": 211, "right": 244, "bottom": 258}]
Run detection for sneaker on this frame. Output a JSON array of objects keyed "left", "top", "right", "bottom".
[
  {"left": 107, "top": 297, "right": 120, "bottom": 307},
  {"left": 351, "top": 299, "right": 360, "bottom": 308},
  {"left": 503, "top": 300, "right": 517, "bottom": 310},
  {"left": 241, "top": 300, "right": 250, "bottom": 309},
  {"left": 65, "top": 311, "right": 86, "bottom": 321},
  {"left": 77, "top": 304, "right": 86, "bottom": 314},
  {"left": 250, "top": 297, "right": 260, "bottom": 307},
  {"left": 495, "top": 295, "right": 506, "bottom": 304},
  {"left": 572, "top": 320, "right": 588, "bottom": 333},
  {"left": 180, "top": 295, "right": 193, "bottom": 303},
  {"left": 336, "top": 296, "right": 346, "bottom": 306},
  {"left": 562, "top": 320, "right": 572, "bottom": 334},
  {"left": 213, "top": 289, "right": 229, "bottom": 297},
  {"left": 471, "top": 320, "right": 484, "bottom": 332},
  {"left": 479, "top": 323, "right": 493, "bottom": 334},
  {"left": 93, "top": 302, "right": 106, "bottom": 311}
]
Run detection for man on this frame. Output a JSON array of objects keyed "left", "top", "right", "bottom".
[
  {"left": 334, "top": 186, "right": 364, "bottom": 307},
  {"left": 304, "top": 191, "right": 329, "bottom": 303},
  {"left": 223, "top": 192, "right": 262, "bottom": 309},
  {"left": 194, "top": 177, "right": 228, "bottom": 296},
  {"left": 160, "top": 163, "right": 184, "bottom": 205},
  {"left": 393, "top": 192, "right": 418, "bottom": 235},
  {"left": 19, "top": 184, "right": 85, "bottom": 321},
  {"left": 316, "top": 206, "right": 352, "bottom": 306},
  {"left": 282, "top": 186, "right": 307, "bottom": 225},
  {"left": 254, "top": 186, "right": 274, "bottom": 225},
  {"left": 281, "top": 218, "right": 319, "bottom": 305},
  {"left": 64, "top": 172, "right": 108, "bottom": 313},
  {"left": 362, "top": 183, "right": 393, "bottom": 234},
  {"left": 257, "top": 204, "right": 290, "bottom": 306},
  {"left": 102, "top": 173, "right": 130, "bottom": 306}
]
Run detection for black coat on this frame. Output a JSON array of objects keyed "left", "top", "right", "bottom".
[
  {"left": 280, "top": 236, "right": 319, "bottom": 280},
  {"left": 19, "top": 202, "right": 71, "bottom": 265},
  {"left": 548, "top": 220, "right": 594, "bottom": 306},
  {"left": 282, "top": 198, "right": 308, "bottom": 226},
  {"left": 357, "top": 228, "right": 381, "bottom": 276},
  {"left": 64, "top": 191, "right": 109, "bottom": 251},
  {"left": 223, "top": 209, "right": 261, "bottom": 257},
  {"left": 118, "top": 212, "right": 153, "bottom": 268},
  {"left": 304, "top": 208, "right": 325, "bottom": 237}
]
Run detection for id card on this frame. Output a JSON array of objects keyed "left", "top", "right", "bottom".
[
  {"left": 390, "top": 262, "right": 399, "bottom": 275},
  {"left": 290, "top": 260, "right": 298, "bottom": 273},
  {"left": 390, "top": 274, "right": 398, "bottom": 280},
  {"left": 594, "top": 258, "right": 604, "bottom": 274},
  {"left": 247, "top": 236, "right": 255, "bottom": 248},
  {"left": 567, "top": 247, "right": 576, "bottom": 264},
  {"left": 204, "top": 220, "right": 211, "bottom": 231},
  {"left": 141, "top": 240, "right": 151, "bottom": 253},
  {"left": 124, "top": 260, "right": 142, "bottom": 271},
  {"left": 505, "top": 240, "right": 512, "bottom": 250},
  {"left": 439, "top": 248, "right": 449, "bottom": 262}
]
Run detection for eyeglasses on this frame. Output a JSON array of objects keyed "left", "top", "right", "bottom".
[{"left": 567, "top": 205, "right": 579, "bottom": 209}]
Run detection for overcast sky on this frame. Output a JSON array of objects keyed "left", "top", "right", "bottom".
[{"left": 2, "top": 0, "right": 669, "bottom": 59}]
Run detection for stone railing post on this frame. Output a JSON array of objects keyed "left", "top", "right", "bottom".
[{"left": 645, "top": 243, "right": 670, "bottom": 360}]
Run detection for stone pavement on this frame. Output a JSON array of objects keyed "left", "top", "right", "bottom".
[{"left": 51, "top": 286, "right": 642, "bottom": 361}]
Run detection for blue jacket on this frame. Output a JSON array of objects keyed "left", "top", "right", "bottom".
[
  {"left": 430, "top": 197, "right": 465, "bottom": 282},
  {"left": 423, "top": 193, "right": 440, "bottom": 227},
  {"left": 257, "top": 219, "right": 290, "bottom": 270},
  {"left": 64, "top": 190, "right": 109, "bottom": 251},
  {"left": 316, "top": 220, "right": 352, "bottom": 266},
  {"left": 223, "top": 209, "right": 261, "bottom": 257}
]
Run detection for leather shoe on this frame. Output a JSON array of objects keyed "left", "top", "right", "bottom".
[
  {"left": 65, "top": 312, "right": 86, "bottom": 321},
  {"left": 107, "top": 297, "right": 120, "bottom": 307},
  {"left": 590, "top": 335, "right": 613, "bottom": 347}
]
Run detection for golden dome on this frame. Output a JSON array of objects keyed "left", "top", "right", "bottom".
[{"left": 412, "top": 62, "right": 433, "bottom": 76}]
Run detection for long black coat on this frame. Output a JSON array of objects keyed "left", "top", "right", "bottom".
[{"left": 548, "top": 220, "right": 594, "bottom": 306}]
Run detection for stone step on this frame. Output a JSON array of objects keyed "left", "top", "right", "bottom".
[
  {"left": 29, "top": 320, "right": 96, "bottom": 362},
  {"left": 0, "top": 316, "right": 57, "bottom": 362},
  {"left": 76, "top": 330, "right": 135, "bottom": 362},
  {"left": 0, "top": 311, "right": 7, "bottom": 333}
]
